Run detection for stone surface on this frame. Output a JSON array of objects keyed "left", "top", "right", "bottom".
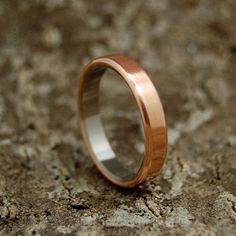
[{"left": 0, "top": 0, "right": 236, "bottom": 235}]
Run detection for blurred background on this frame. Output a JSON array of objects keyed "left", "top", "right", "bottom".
[{"left": 0, "top": 0, "right": 236, "bottom": 235}]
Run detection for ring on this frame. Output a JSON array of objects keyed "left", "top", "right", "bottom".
[{"left": 77, "top": 54, "right": 168, "bottom": 187}]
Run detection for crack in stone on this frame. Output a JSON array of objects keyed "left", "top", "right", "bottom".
[
  {"left": 140, "top": 197, "right": 160, "bottom": 218},
  {"left": 214, "top": 154, "right": 222, "bottom": 180}
]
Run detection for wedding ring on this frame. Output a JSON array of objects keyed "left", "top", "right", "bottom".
[{"left": 77, "top": 54, "right": 167, "bottom": 187}]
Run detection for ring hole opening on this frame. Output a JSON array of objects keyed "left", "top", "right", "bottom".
[{"left": 99, "top": 68, "right": 145, "bottom": 176}]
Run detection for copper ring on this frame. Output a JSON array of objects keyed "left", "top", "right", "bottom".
[{"left": 77, "top": 54, "right": 167, "bottom": 187}]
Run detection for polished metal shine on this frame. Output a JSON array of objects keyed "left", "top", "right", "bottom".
[{"left": 77, "top": 54, "right": 168, "bottom": 187}]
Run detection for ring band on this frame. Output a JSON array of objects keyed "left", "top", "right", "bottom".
[{"left": 77, "top": 54, "right": 167, "bottom": 187}]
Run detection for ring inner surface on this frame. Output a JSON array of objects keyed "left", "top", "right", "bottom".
[{"left": 81, "top": 66, "right": 144, "bottom": 181}]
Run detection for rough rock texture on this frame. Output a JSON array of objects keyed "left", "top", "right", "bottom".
[{"left": 0, "top": 0, "right": 236, "bottom": 235}]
